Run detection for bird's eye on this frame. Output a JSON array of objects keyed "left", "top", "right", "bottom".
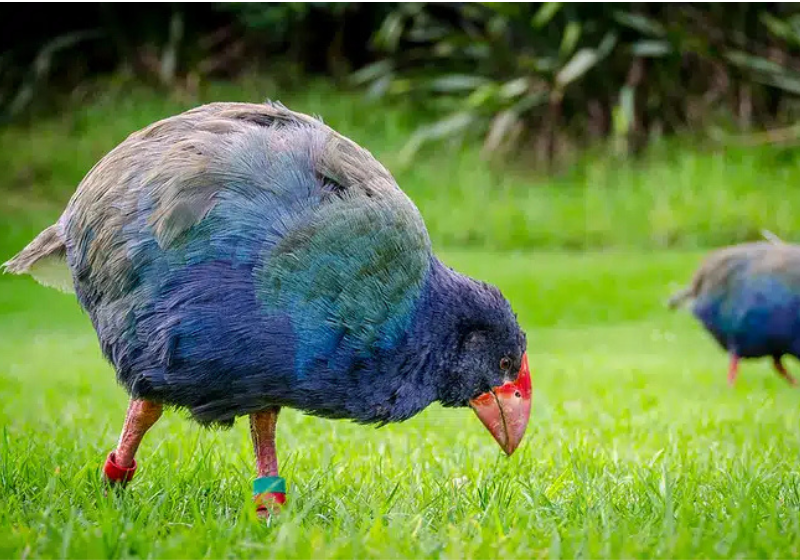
[{"left": 499, "top": 357, "right": 511, "bottom": 371}]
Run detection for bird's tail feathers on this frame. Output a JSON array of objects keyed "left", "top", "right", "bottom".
[
  {"left": 667, "top": 285, "right": 695, "bottom": 310},
  {"left": 2, "top": 224, "right": 74, "bottom": 293},
  {"left": 761, "top": 229, "right": 785, "bottom": 245}
]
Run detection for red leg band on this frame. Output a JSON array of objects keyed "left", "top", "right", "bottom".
[
  {"left": 255, "top": 491, "right": 286, "bottom": 514},
  {"left": 103, "top": 452, "right": 137, "bottom": 484}
]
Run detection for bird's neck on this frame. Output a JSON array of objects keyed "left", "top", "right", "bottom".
[
  {"left": 367, "top": 258, "right": 476, "bottom": 420},
  {"left": 301, "top": 258, "right": 481, "bottom": 425}
]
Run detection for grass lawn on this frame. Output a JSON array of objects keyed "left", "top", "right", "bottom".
[{"left": 2, "top": 245, "right": 800, "bottom": 559}]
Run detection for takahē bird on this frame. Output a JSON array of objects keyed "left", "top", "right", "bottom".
[
  {"left": 4, "top": 102, "right": 531, "bottom": 516},
  {"left": 668, "top": 239, "right": 800, "bottom": 387}
]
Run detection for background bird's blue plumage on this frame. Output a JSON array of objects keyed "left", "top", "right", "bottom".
[
  {"left": 694, "top": 270, "right": 800, "bottom": 359},
  {"left": 677, "top": 242, "right": 800, "bottom": 362}
]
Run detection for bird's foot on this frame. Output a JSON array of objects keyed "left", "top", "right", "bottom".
[
  {"left": 773, "top": 358, "right": 798, "bottom": 386},
  {"left": 253, "top": 476, "right": 286, "bottom": 519}
]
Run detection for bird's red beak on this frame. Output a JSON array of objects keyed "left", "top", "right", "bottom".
[{"left": 469, "top": 353, "right": 532, "bottom": 455}]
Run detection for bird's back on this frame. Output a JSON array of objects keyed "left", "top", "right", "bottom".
[
  {"left": 45, "top": 102, "right": 433, "bottom": 423},
  {"left": 687, "top": 242, "right": 800, "bottom": 357}
]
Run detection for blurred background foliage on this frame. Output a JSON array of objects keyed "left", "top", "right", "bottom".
[
  {"left": 356, "top": 2, "right": 800, "bottom": 164},
  {"left": 4, "top": 2, "right": 800, "bottom": 164},
  {"left": 3, "top": 3, "right": 800, "bottom": 251}
]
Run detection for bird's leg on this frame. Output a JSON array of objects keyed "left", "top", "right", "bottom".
[
  {"left": 773, "top": 356, "right": 798, "bottom": 386},
  {"left": 250, "top": 407, "right": 285, "bottom": 518},
  {"left": 727, "top": 352, "right": 740, "bottom": 386},
  {"left": 103, "top": 399, "right": 163, "bottom": 485}
]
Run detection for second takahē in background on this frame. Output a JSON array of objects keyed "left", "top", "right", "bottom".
[{"left": 669, "top": 239, "right": 800, "bottom": 386}]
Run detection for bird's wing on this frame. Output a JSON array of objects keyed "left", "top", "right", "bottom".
[
  {"left": 63, "top": 102, "right": 407, "bottom": 295},
  {"left": 63, "top": 102, "right": 432, "bottom": 389},
  {"left": 193, "top": 104, "right": 434, "bottom": 375},
  {"left": 704, "top": 245, "right": 800, "bottom": 341},
  {"left": 144, "top": 101, "right": 401, "bottom": 250},
  {"left": 749, "top": 244, "right": 800, "bottom": 288},
  {"left": 255, "top": 181, "right": 431, "bottom": 377}
]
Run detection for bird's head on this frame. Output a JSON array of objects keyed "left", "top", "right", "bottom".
[{"left": 436, "top": 279, "right": 531, "bottom": 456}]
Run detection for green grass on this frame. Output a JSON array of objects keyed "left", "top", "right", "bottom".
[{"left": 3, "top": 246, "right": 800, "bottom": 559}]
